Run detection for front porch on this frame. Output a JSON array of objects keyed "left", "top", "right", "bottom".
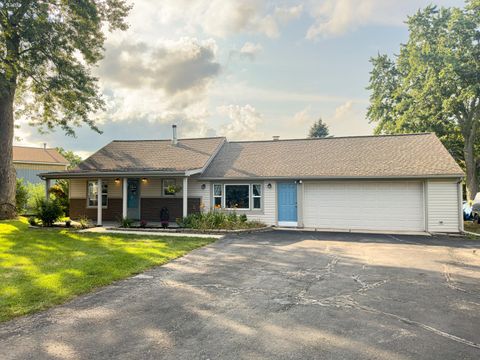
[{"left": 45, "top": 176, "right": 206, "bottom": 226}]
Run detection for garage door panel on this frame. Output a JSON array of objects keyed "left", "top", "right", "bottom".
[{"left": 303, "top": 181, "right": 424, "bottom": 231}]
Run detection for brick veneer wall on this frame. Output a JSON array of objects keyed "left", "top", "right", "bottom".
[{"left": 69, "top": 197, "right": 201, "bottom": 221}]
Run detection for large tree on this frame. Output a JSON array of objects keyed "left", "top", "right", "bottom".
[
  {"left": 367, "top": 0, "right": 480, "bottom": 200},
  {"left": 308, "top": 118, "right": 330, "bottom": 138},
  {"left": 0, "top": 1, "right": 130, "bottom": 219}
]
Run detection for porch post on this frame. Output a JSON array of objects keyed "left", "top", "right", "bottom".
[
  {"left": 183, "top": 177, "right": 188, "bottom": 218},
  {"left": 97, "top": 178, "right": 102, "bottom": 226},
  {"left": 45, "top": 179, "right": 51, "bottom": 200},
  {"left": 122, "top": 178, "right": 128, "bottom": 219}
]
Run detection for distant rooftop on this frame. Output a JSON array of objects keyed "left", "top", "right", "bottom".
[{"left": 13, "top": 146, "right": 68, "bottom": 165}]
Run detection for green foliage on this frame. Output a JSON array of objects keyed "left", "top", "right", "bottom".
[
  {"left": 15, "top": 179, "right": 28, "bottom": 214},
  {"left": 56, "top": 148, "right": 83, "bottom": 169},
  {"left": 34, "top": 199, "right": 63, "bottom": 227},
  {"left": 119, "top": 217, "right": 133, "bottom": 228},
  {"left": 48, "top": 180, "right": 69, "bottom": 215},
  {"left": 308, "top": 118, "right": 330, "bottom": 138},
  {"left": 0, "top": 1, "right": 131, "bottom": 135},
  {"left": 78, "top": 216, "right": 92, "bottom": 229},
  {"left": 0, "top": 218, "right": 214, "bottom": 322},
  {"left": 367, "top": 1, "right": 480, "bottom": 199},
  {"left": 179, "top": 211, "right": 265, "bottom": 230},
  {"left": 166, "top": 184, "right": 182, "bottom": 195},
  {"left": 25, "top": 183, "right": 45, "bottom": 213}
]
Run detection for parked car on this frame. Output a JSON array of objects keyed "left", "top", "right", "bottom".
[
  {"left": 464, "top": 201, "right": 473, "bottom": 221},
  {"left": 470, "top": 193, "right": 480, "bottom": 223}
]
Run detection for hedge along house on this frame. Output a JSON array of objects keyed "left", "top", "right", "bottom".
[{"left": 40, "top": 126, "right": 465, "bottom": 233}]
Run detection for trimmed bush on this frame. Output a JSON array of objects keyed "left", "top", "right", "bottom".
[
  {"left": 35, "top": 198, "right": 63, "bottom": 227},
  {"left": 119, "top": 217, "right": 134, "bottom": 228},
  {"left": 178, "top": 210, "right": 265, "bottom": 230}
]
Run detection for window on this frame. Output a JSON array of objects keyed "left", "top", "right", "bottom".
[
  {"left": 252, "top": 184, "right": 262, "bottom": 209},
  {"left": 87, "top": 180, "right": 108, "bottom": 207},
  {"left": 225, "top": 185, "right": 250, "bottom": 209},
  {"left": 163, "top": 179, "right": 176, "bottom": 196},
  {"left": 213, "top": 184, "right": 222, "bottom": 208}
]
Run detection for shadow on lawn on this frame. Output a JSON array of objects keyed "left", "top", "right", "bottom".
[
  {"left": 0, "top": 220, "right": 212, "bottom": 322},
  {"left": 0, "top": 230, "right": 480, "bottom": 359}
]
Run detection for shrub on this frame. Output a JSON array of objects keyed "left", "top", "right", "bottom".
[
  {"left": 48, "top": 180, "right": 69, "bottom": 215},
  {"left": 179, "top": 210, "right": 265, "bottom": 230},
  {"left": 78, "top": 216, "right": 91, "bottom": 229},
  {"left": 26, "top": 182, "right": 45, "bottom": 213},
  {"left": 15, "top": 179, "right": 29, "bottom": 214},
  {"left": 28, "top": 216, "right": 38, "bottom": 226},
  {"left": 119, "top": 217, "right": 133, "bottom": 228},
  {"left": 35, "top": 198, "right": 63, "bottom": 227},
  {"left": 140, "top": 219, "right": 148, "bottom": 228}
]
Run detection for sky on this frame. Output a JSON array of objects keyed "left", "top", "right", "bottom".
[{"left": 14, "top": 0, "right": 465, "bottom": 158}]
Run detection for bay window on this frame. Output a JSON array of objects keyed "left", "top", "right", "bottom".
[
  {"left": 87, "top": 180, "right": 108, "bottom": 207},
  {"left": 213, "top": 184, "right": 222, "bottom": 208},
  {"left": 252, "top": 184, "right": 262, "bottom": 209}
]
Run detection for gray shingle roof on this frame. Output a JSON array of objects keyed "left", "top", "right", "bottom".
[
  {"left": 75, "top": 137, "right": 225, "bottom": 173},
  {"left": 201, "top": 133, "right": 463, "bottom": 179}
]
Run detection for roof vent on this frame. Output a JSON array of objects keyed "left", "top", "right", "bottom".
[
  {"left": 272, "top": 136, "right": 280, "bottom": 141},
  {"left": 172, "top": 125, "right": 178, "bottom": 145}
]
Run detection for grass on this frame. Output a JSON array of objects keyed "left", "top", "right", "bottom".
[
  {"left": 464, "top": 221, "right": 480, "bottom": 237},
  {"left": 0, "top": 217, "right": 215, "bottom": 322}
]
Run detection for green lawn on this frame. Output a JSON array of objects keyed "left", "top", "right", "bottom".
[
  {"left": 0, "top": 218, "right": 215, "bottom": 322},
  {"left": 464, "top": 221, "right": 480, "bottom": 236}
]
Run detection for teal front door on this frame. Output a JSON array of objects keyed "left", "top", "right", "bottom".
[
  {"left": 278, "top": 182, "right": 297, "bottom": 225},
  {"left": 127, "top": 179, "right": 140, "bottom": 219}
]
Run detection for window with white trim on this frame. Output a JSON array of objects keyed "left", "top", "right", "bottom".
[
  {"left": 225, "top": 184, "right": 250, "bottom": 209},
  {"left": 87, "top": 180, "right": 108, "bottom": 207},
  {"left": 252, "top": 184, "right": 262, "bottom": 209},
  {"left": 213, "top": 184, "right": 222, "bottom": 208},
  {"left": 163, "top": 179, "right": 176, "bottom": 196}
]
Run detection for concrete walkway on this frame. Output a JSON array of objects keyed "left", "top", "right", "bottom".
[{"left": 80, "top": 226, "right": 225, "bottom": 239}]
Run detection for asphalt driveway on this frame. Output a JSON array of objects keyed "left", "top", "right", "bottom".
[{"left": 1, "top": 230, "right": 480, "bottom": 359}]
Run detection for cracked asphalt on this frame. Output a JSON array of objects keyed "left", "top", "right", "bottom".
[{"left": 1, "top": 230, "right": 480, "bottom": 359}]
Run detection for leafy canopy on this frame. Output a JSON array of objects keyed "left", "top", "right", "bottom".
[{"left": 0, "top": 0, "right": 131, "bottom": 135}]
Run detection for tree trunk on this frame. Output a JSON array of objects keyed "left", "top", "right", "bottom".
[
  {"left": 0, "top": 91, "right": 16, "bottom": 219},
  {"left": 464, "top": 130, "right": 479, "bottom": 201}
]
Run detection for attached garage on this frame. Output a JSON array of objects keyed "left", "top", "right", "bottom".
[{"left": 303, "top": 181, "right": 425, "bottom": 232}]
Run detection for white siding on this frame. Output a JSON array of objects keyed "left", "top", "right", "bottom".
[
  {"left": 426, "top": 180, "right": 460, "bottom": 233},
  {"left": 188, "top": 180, "right": 210, "bottom": 211},
  {"left": 247, "top": 181, "right": 276, "bottom": 226},
  {"left": 303, "top": 181, "right": 425, "bottom": 232}
]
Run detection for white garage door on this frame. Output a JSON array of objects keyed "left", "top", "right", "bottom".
[{"left": 303, "top": 181, "right": 425, "bottom": 232}]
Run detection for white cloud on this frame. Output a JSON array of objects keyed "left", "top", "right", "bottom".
[
  {"left": 240, "top": 42, "right": 263, "bottom": 58},
  {"left": 217, "top": 104, "right": 264, "bottom": 140},
  {"left": 305, "top": 0, "right": 462, "bottom": 39},
  {"left": 125, "top": 0, "right": 302, "bottom": 39}
]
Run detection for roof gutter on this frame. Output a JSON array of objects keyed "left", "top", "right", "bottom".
[
  {"left": 198, "top": 174, "right": 465, "bottom": 181},
  {"left": 38, "top": 170, "right": 188, "bottom": 180}
]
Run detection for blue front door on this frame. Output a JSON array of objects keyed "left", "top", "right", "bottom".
[
  {"left": 127, "top": 179, "right": 140, "bottom": 219},
  {"left": 278, "top": 182, "right": 297, "bottom": 223}
]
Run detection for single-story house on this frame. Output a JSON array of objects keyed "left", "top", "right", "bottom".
[
  {"left": 14, "top": 145, "right": 69, "bottom": 184},
  {"left": 40, "top": 127, "right": 464, "bottom": 233}
]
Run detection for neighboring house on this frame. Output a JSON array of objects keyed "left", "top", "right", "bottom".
[
  {"left": 40, "top": 127, "right": 464, "bottom": 233},
  {"left": 14, "top": 145, "right": 69, "bottom": 184}
]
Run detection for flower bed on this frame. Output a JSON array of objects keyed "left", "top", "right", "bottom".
[{"left": 178, "top": 211, "right": 266, "bottom": 230}]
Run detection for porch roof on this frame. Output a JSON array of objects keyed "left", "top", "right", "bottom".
[{"left": 39, "top": 137, "right": 225, "bottom": 179}]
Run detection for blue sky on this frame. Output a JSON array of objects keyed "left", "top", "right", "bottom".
[{"left": 14, "top": 0, "right": 465, "bottom": 157}]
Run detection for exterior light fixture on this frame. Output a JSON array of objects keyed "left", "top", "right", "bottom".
[
  {"left": 114, "top": 178, "right": 120, "bottom": 184},
  {"left": 267, "top": 183, "right": 272, "bottom": 189},
  {"left": 201, "top": 184, "right": 206, "bottom": 190},
  {"left": 141, "top": 178, "right": 148, "bottom": 183}
]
